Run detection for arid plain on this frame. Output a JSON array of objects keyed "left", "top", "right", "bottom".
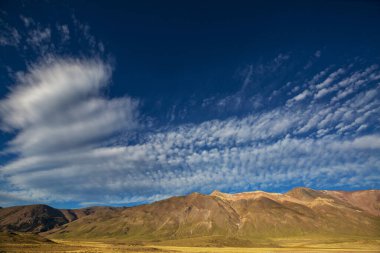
[{"left": 1, "top": 234, "right": 380, "bottom": 252}]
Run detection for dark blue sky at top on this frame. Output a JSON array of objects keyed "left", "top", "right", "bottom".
[
  {"left": 2, "top": 1, "right": 380, "bottom": 120},
  {"left": 0, "top": 0, "right": 379, "bottom": 208}
]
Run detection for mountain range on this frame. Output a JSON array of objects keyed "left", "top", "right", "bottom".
[{"left": 0, "top": 187, "right": 379, "bottom": 246}]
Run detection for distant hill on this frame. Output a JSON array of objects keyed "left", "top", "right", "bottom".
[
  {"left": 0, "top": 204, "right": 68, "bottom": 233},
  {"left": 1, "top": 187, "right": 379, "bottom": 244}
]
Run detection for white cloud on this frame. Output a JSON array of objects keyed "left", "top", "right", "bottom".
[
  {"left": 27, "top": 27, "right": 51, "bottom": 47},
  {"left": 20, "top": 15, "right": 34, "bottom": 27},
  {"left": 1, "top": 14, "right": 101, "bottom": 57},
  {"left": 57, "top": 24, "right": 70, "bottom": 42},
  {"left": 315, "top": 68, "right": 345, "bottom": 90},
  {"left": 2, "top": 85, "right": 379, "bottom": 205},
  {"left": 0, "top": 56, "right": 379, "bottom": 207},
  {"left": 0, "top": 26, "right": 21, "bottom": 46},
  {"left": 0, "top": 57, "right": 139, "bottom": 156},
  {"left": 289, "top": 90, "right": 310, "bottom": 102},
  {"left": 337, "top": 135, "right": 380, "bottom": 150},
  {"left": 71, "top": 16, "right": 102, "bottom": 53}
]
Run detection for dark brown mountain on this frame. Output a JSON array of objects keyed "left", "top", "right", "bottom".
[
  {"left": 1, "top": 188, "right": 379, "bottom": 243},
  {"left": 0, "top": 204, "right": 68, "bottom": 233}
]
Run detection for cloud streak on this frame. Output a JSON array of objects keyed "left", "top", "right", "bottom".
[
  {"left": 0, "top": 57, "right": 139, "bottom": 156},
  {"left": 0, "top": 54, "right": 379, "bottom": 207},
  {"left": 0, "top": 57, "right": 141, "bottom": 205}
]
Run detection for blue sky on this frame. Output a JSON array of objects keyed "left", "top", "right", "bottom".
[{"left": 0, "top": 0, "right": 379, "bottom": 208}]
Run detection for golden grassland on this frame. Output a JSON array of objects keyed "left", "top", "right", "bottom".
[{"left": 1, "top": 236, "right": 380, "bottom": 253}]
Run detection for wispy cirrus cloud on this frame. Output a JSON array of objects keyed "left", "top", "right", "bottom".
[
  {"left": 0, "top": 57, "right": 140, "bottom": 205},
  {"left": 1, "top": 11, "right": 380, "bottom": 209},
  {"left": 1, "top": 1, "right": 379, "bottom": 209},
  {"left": 0, "top": 22, "right": 21, "bottom": 47},
  {"left": 0, "top": 12, "right": 104, "bottom": 64},
  {"left": 1, "top": 55, "right": 379, "bottom": 207}
]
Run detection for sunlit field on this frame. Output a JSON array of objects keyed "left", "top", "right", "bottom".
[{"left": 1, "top": 237, "right": 379, "bottom": 253}]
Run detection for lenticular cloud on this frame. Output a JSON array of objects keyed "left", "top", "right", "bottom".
[{"left": 0, "top": 57, "right": 139, "bottom": 155}]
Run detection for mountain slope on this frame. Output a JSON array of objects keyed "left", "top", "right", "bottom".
[
  {"left": 0, "top": 204, "right": 68, "bottom": 233},
  {"left": 1, "top": 188, "right": 379, "bottom": 243},
  {"left": 212, "top": 188, "right": 380, "bottom": 237},
  {"left": 43, "top": 193, "right": 240, "bottom": 240}
]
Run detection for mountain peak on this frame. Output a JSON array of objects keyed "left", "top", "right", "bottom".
[
  {"left": 210, "top": 190, "right": 224, "bottom": 196},
  {"left": 286, "top": 187, "right": 323, "bottom": 201},
  {"left": 289, "top": 186, "right": 313, "bottom": 192}
]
